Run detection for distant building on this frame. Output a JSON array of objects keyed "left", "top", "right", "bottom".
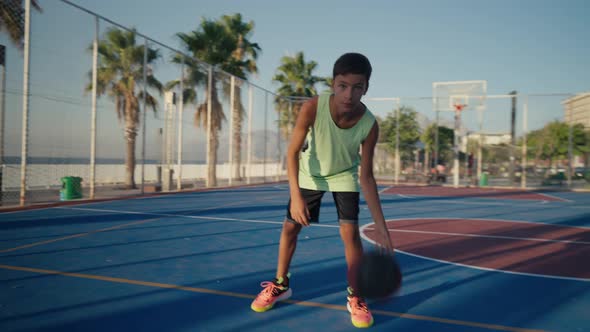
[
  {"left": 562, "top": 92, "right": 589, "bottom": 168},
  {"left": 562, "top": 92, "right": 590, "bottom": 129}
]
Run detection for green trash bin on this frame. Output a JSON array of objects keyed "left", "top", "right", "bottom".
[
  {"left": 479, "top": 172, "right": 488, "bottom": 187},
  {"left": 60, "top": 176, "right": 83, "bottom": 200}
]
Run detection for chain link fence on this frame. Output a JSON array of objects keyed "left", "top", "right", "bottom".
[
  {"left": 366, "top": 93, "right": 588, "bottom": 190},
  {"left": 1, "top": 1, "right": 588, "bottom": 208},
  {"left": 1, "top": 0, "right": 290, "bottom": 207}
]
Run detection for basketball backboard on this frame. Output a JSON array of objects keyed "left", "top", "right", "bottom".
[{"left": 433, "top": 80, "right": 487, "bottom": 113}]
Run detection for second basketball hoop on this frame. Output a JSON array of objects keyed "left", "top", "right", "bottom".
[{"left": 432, "top": 81, "right": 487, "bottom": 188}]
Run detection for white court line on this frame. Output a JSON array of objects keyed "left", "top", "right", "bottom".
[
  {"left": 358, "top": 222, "right": 590, "bottom": 282},
  {"left": 363, "top": 227, "right": 590, "bottom": 245},
  {"left": 78, "top": 190, "right": 286, "bottom": 213},
  {"left": 535, "top": 191, "right": 572, "bottom": 202},
  {"left": 0, "top": 183, "right": 287, "bottom": 215},
  {"left": 395, "top": 249, "right": 590, "bottom": 283},
  {"left": 379, "top": 186, "right": 393, "bottom": 194},
  {"left": 59, "top": 208, "right": 590, "bottom": 232},
  {"left": 58, "top": 206, "right": 341, "bottom": 229},
  {"left": 375, "top": 217, "right": 590, "bottom": 229},
  {"left": 30, "top": 206, "right": 590, "bottom": 282},
  {"left": 393, "top": 194, "right": 562, "bottom": 207},
  {"left": 389, "top": 189, "right": 573, "bottom": 203}
]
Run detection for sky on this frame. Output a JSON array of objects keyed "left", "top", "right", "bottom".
[
  {"left": 2, "top": 0, "right": 589, "bottom": 159},
  {"left": 68, "top": 0, "right": 589, "bottom": 97}
]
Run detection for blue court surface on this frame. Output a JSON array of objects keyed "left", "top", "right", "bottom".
[{"left": 1, "top": 184, "right": 589, "bottom": 332}]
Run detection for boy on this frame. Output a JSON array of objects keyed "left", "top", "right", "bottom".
[{"left": 251, "top": 53, "right": 393, "bottom": 328}]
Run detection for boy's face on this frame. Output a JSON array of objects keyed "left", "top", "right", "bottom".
[{"left": 331, "top": 73, "right": 368, "bottom": 113}]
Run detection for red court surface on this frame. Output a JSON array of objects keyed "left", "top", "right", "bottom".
[
  {"left": 382, "top": 186, "right": 566, "bottom": 201},
  {"left": 362, "top": 218, "right": 590, "bottom": 280}
]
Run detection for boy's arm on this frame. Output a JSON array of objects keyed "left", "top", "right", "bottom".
[
  {"left": 360, "top": 121, "right": 394, "bottom": 251},
  {"left": 286, "top": 96, "right": 317, "bottom": 226}
]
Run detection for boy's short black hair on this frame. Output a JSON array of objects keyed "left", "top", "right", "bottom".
[{"left": 332, "top": 53, "right": 372, "bottom": 83}]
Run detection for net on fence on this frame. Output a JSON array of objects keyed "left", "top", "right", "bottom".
[{"left": 1, "top": 1, "right": 587, "bottom": 208}]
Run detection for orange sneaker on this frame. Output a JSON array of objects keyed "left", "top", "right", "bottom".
[
  {"left": 250, "top": 274, "right": 292, "bottom": 312},
  {"left": 346, "top": 287, "right": 374, "bottom": 328}
]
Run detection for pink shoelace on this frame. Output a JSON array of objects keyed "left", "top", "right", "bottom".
[{"left": 259, "top": 281, "right": 285, "bottom": 300}]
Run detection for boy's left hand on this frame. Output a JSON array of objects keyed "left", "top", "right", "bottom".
[{"left": 375, "top": 226, "right": 394, "bottom": 253}]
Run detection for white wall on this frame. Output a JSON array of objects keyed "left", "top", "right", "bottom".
[{"left": 2, "top": 163, "right": 285, "bottom": 189}]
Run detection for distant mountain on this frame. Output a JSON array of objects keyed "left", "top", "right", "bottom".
[{"left": 2, "top": 156, "right": 162, "bottom": 165}]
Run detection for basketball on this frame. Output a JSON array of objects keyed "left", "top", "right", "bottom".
[{"left": 355, "top": 250, "right": 402, "bottom": 299}]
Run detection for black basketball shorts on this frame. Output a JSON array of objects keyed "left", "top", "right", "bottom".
[{"left": 286, "top": 188, "right": 359, "bottom": 224}]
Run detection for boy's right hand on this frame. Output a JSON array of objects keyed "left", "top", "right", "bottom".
[{"left": 290, "top": 194, "right": 311, "bottom": 226}]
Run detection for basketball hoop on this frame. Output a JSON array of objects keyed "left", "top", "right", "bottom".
[{"left": 453, "top": 103, "right": 468, "bottom": 112}]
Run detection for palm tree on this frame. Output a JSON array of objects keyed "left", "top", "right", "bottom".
[
  {"left": 173, "top": 18, "right": 236, "bottom": 187},
  {"left": 166, "top": 54, "right": 205, "bottom": 110},
  {"left": 0, "top": 0, "right": 41, "bottom": 48},
  {"left": 86, "top": 27, "right": 163, "bottom": 189},
  {"left": 220, "top": 13, "right": 260, "bottom": 180},
  {"left": 273, "top": 51, "right": 326, "bottom": 138}
]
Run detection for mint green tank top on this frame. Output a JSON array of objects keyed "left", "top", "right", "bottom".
[{"left": 298, "top": 93, "right": 376, "bottom": 192}]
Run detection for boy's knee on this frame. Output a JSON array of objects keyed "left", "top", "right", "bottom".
[
  {"left": 283, "top": 219, "right": 302, "bottom": 235},
  {"left": 339, "top": 223, "right": 361, "bottom": 240}
]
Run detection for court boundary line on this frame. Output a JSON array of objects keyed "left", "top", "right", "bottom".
[
  {"left": 0, "top": 207, "right": 441, "bottom": 255},
  {"left": 359, "top": 220, "right": 590, "bottom": 282},
  {"left": 393, "top": 249, "right": 590, "bottom": 283},
  {"left": 8, "top": 206, "right": 586, "bottom": 257},
  {"left": 56, "top": 206, "right": 338, "bottom": 227},
  {"left": 395, "top": 194, "right": 568, "bottom": 206},
  {"left": 5, "top": 205, "right": 588, "bottom": 282},
  {"left": 0, "top": 263, "right": 547, "bottom": 332},
  {"left": 535, "top": 191, "right": 572, "bottom": 202},
  {"left": 383, "top": 228, "right": 590, "bottom": 245},
  {"left": 371, "top": 216, "right": 590, "bottom": 229},
  {"left": 378, "top": 186, "right": 393, "bottom": 194},
  {"left": 0, "top": 182, "right": 288, "bottom": 214},
  {"left": 482, "top": 187, "right": 572, "bottom": 202},
  {"left": 0, "top": 193, "right": 287, "bottom": 253}
]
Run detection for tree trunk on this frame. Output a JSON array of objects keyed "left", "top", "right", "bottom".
[
  {"left": 424, "top": 150, "right": 430, "bottom": 173},
  {"left": 124, "top": 119, "right": 137, "bottom": 189},
  {"left": 208, "top": 126, "right": 218, "bottom": 187},
  {"left": 231, "top": 35, "right": 245, "bottom": 181},
  {"left": 206, "top": 82, "right": 221, "bottom": 188},
  {"left": 232, "top": 86, "right": 243, "bottom": 180}
]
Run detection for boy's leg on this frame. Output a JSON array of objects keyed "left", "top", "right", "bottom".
[
  {"left": 333, "top": 191, "right": 363, "bottom": 290},
  {"left": 250, "top": 221, "right": 299, "bottom": 313},
  {"left": 280, "top": 188, "right": 324, "bottom": 279},
  {"left": 333, "top": 192, "right": 374, "bottom": 328},
  {"left": 341, "top": 223, "right": 374, "bottom": 328},
  {"left": 276, "top": 221, "right": 302, "bottom": 282},
  {"left": 251, "top": 188, "right": 324, "bottom": 313},
  {"left": 339, "top": 223, "right": 363, "bottom": 291}
]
